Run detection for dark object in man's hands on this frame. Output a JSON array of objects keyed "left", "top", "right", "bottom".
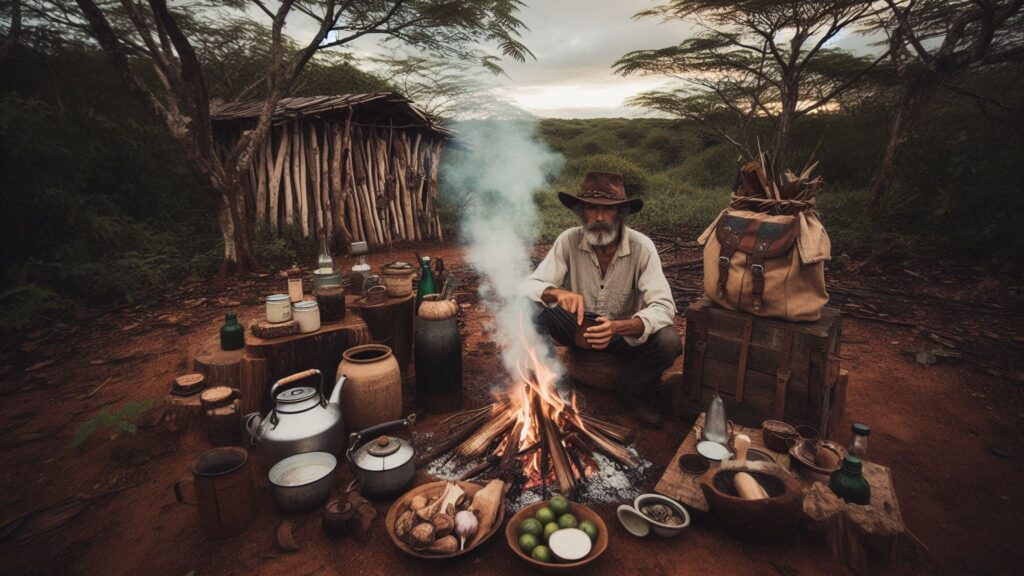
[{"left": 574, "top": 312, "right": 602, "bottom": 349}]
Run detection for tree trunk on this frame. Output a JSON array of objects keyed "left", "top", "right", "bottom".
[
  {"left": 867, "top": 75, "right": 940, "bottom": 217},
  {"left": 215, "top": 175, "right": 257, "bottom": 278}
]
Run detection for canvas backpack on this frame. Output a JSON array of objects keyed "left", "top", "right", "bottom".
[{"left": 698, "top": 208, "right": 831, "bottom": 322}]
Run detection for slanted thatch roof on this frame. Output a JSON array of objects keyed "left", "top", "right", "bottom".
[{"left": 210, "top": 93, "right": 453, "bottom": 138}]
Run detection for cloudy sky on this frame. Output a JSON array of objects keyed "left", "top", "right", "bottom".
[{"left": 292, "top": 1, "right": 879, "bottom": 119}]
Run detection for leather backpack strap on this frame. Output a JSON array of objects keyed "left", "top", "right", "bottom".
[
  {"left": 749, "top": 238, "right": 770, "bottom": 312},
  {"left": 734, "top": 316, "right": 754, "bottom": 403},
  {"left": 773, "top": 331, "right": 794, "bottom": 420},
  {"left": 716, "top": 227, "right": 741, "bottom": 299}
]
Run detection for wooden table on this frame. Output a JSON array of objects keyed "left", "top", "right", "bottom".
[{"left": 656, "top": 413, "right": 905, "bottom": 571}]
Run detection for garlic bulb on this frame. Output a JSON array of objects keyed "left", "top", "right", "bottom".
[{"left": 454, "top": 510, "right": 479, "bottom": 551}]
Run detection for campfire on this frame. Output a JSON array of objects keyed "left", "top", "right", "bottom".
[{"left": 418, "top": 336, "right": 638, "bottom": 500}]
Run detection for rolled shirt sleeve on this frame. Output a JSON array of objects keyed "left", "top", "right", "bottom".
[
  {"left": 519, "top": 230, "right": 571, "bottom": 307},
  {"left": 623, "top": 241, "right": 676, "bottom": 346}
]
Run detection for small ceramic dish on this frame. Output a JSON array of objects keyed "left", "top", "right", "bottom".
[
  {"left": 678, "top": 453, "right": 710, "bottom": 475},
  {"left": 696, "top": 440, "right": 732, "bottom": 461},
  {"left": 616, "top": 494, "right": 690, "bottom": 538}
]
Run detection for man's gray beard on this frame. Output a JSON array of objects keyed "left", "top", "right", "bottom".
[{"left": 583, "top": 222, "right": 620, "bottom": 247}]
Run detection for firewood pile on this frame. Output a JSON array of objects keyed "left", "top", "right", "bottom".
[
  {"left": 416, "top": 390, "right": 637, "bottom": 501},
  {"left": 730, "top": 154, "right": 823, "bottom": 215}
]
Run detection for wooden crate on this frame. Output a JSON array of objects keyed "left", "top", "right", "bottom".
[{"left": 677, "top": 297, "right": 843, "bottom": 432}]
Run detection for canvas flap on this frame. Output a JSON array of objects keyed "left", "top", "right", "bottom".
[
  {"left": 797, "top": 211, "right": 832, "bottom": 264},
  {"left": 697, "top": 209, "right": 727, "bottom": 245}
]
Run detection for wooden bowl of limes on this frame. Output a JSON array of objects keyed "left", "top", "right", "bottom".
[{"left": 505, "top": 495, "right": 608, "bottom": 573}]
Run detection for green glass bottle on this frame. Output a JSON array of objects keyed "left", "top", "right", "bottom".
[
  {"left": 416, "top": 256, "right": 436, "bottom": 310},
  {"left": 830, "top": 455, "right": 871, "bottom": 505},
  {"left": 220, "top": 312, "right": 245, "bottom": 351}
]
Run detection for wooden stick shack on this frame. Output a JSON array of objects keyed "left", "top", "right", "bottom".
[{"left": 211, "top": 94, "right": 453, "bottom": 246}]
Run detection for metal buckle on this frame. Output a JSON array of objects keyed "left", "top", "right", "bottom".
[
  {"left": 719, "top": 256, "right": 730, "bottom": 266},
  {"left": 751, "top": 264, "right": 764, "bottom": 276}
]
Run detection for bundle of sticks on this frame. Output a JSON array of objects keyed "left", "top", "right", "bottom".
[
  {"left": 730, "top": 152, "right": 823, "bottom": 215},
  {"left": 417, "top": 398, "right": 636, "bottom": 501}
]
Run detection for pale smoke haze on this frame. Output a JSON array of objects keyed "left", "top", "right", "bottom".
[{"left": 441, "top": 120, "right": 565, "bottom": 391}]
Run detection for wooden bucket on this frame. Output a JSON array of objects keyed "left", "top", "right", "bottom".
[
  {"left": 567, "top": 348, "right": 626, "bottom": 390},
  {"left": 174, "top": 446, "right": 257, "bottom": 539}
]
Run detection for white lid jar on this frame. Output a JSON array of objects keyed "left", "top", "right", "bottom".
[
  {"left": 292, "top": 300, "right": 321, "bottom": 333},
  {"left": 265, "top": 294, "right": 292, "bottom": 324}
]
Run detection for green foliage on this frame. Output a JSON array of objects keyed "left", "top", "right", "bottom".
[
  {"left": 252, "top": 219, "right": 319, "bottom": 272},
  {"left": 72, "top": 400, "right": 154, "bottom": 448}
]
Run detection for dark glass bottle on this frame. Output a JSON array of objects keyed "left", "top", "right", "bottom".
[
  {"left": 830, "top": 455, "right": 871, "bottom": 505},
  {"left": 416, "top": 256, "right": 435, "bottom": 310},
  {"left": 220, "top": 312, "right": 245, "bottom": 351}
]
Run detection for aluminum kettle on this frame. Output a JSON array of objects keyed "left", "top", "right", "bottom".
[{"left": 244, "top": 369, "right": 347, "bottom": 469}]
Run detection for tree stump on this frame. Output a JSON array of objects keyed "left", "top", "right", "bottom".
[
  {"left": 841, "top": 462, "right": 904, "bottom": 573},
  {"left": 239, "top": 357, "right": 270, "bottom": 416},
  {"left": 349, "top": 293, "right": 415, "bottom": 374},
  {"left": 802, "top": 481, "right": 844, "bottom": 559},
  {"left": 162, "top": 393, "right": 204, "bottom": 433},
  {"left": 194, "top": 335, "right": 245, "bottom": 388},
  {"left": 244, "top": 312, "right": 371, "bottom": 390}
]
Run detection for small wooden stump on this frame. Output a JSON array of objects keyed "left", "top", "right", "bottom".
[
  {"left": 239, "top": 357, "right": 270, "bottom": 416},
  {"left": 566, "top": 348, "right": 625, "bottom": 390},
  {"left": 802, "top": 481, "right": 844, "bottom": 559},
  {"left": 162, "top": 393, "right": 204, "bottom": 433},
  {"left": 245, "top": 312, "right": 371, "bottom": 387},
  {"left": 194, "top": 335, "right": 245, "bottom": 388},
  {"left": 840, "top": 462, "right": 904, "bottom": 573}
]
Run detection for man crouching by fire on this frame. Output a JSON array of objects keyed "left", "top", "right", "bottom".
[{"left": 520, "top": 171, "right": 681, "bottom": 428}]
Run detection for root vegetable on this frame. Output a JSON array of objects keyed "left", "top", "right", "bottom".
[
  {"left": 431, "top": 512, "right": 455, "bottom": 539},
  {"left": 410, "top": 495, "right": 428, "bottom": 511},
  {"left": 409, "top": 523, "right": 435, "bottom": 549},
  {"left": 468, "top": 479, "right": 504, "bottom": 548},
  {"left": 454, "top": 509, "right": 479, "bottom": 550},
  {"left": 416, "top": 482, "right": 465, "bottom": 522},
  {"left": 395, "top": 510, "right": 416, "bottom": 542},
  {"left": 427, "top": 535, "right": 458, "bottom": 554},
  {"left": 548, "top": 528, "right": 592, "bottom": 562}
]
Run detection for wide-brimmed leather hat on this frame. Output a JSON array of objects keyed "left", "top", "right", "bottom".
[{"left": 558, "top": 171, "right": 643, "bottom": 214}]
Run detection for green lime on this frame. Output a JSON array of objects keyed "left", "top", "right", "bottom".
[
  {"left": 557, "top": 513, "right": 578, "bottom": 529},
  {"left": 578, "top": 520, "right": 599, "bottom": 541},
  {"left": 549, "top": 494, "right": 570, "bottom": 516},
  {"left": 534, "top": 506, "right": 556, "bottom": 525},
  {"left": 531, "top": 545, "right": 552, "bottom": 563},
  {"left": 543, "top": 522, "right": 560, "bottom": 542},
  {"left": 518, "top": 518, "right": 543, "bottom": 537},
  {"left": 519, "top": 533, "right": 539, "bottom": 554}
]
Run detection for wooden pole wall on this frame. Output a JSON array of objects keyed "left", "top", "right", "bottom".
[{"left": 217, "top": 114, "right": 446, "bottom": 246}]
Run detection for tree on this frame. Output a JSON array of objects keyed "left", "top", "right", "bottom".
[
  {"left": 615, "top": 0, "right": 887, "bottom": 173},
  {"left": 30, "top": 0, "right": 531, "bottom": 276},
  {"left": 866, "top": 0, "right": 1024, "bottom": 215}
]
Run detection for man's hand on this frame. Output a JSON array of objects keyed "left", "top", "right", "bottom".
[
  {"left": 584, "top": 316, "right": 616, "bottom": 349},
  {"left": 542, "top": 288, "right": 585, "bottom": 325}
]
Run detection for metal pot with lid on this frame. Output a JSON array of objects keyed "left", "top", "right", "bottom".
[
  {"left": 244, "top": 369, "right": 346, "bottom": 469},
  {"left": 347, "top": 414, "right": 417, "bottom": 497}
]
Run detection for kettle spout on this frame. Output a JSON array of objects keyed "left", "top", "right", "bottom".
[{"left": 329, "top": 374, "right": 347, "bottom": 407}]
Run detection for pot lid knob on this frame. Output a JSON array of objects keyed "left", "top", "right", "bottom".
[{"left": 367, "top": 435, "right": 401, "bottom": 457}]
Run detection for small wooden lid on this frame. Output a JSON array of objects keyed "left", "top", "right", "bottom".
[{"left": 200, "top": 386, "right": 235, "bottom": 409}]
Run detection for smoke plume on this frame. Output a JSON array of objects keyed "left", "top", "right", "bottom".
[{"left": 441, "top": 120, "right": 564, "bottom": 390}]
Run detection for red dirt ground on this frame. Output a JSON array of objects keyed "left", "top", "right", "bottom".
[{"left": 1, "top": 242, "right": 1021, "bottom": 576}]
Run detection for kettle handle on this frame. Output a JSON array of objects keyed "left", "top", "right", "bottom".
[
  {"left": 270, "top": 369, "right": 325, "bottom": 406},
  {"left": 347, "top": 414, "right": 418, "bottom": 458}
]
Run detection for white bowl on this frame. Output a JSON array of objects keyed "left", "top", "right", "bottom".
[{"left": 632, "top": 493, "right": 691, "bottom": 538}]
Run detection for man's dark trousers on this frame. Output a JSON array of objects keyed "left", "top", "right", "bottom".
[{"left": 533, "top": 304, "right": 681, "bottom": 402}]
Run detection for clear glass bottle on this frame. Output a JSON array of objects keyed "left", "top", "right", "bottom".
[
  {"left": 850, "top": 422, "right": 870, "bottom": 458},
  {"left": 317, "top": 230, "right": 334, "bottom": 273},
  {"left": 350, "top": 255, "right": 371, "bottom": 295},
  {"left": 286, "top": 264, "right": 304, "bottom": 303},
  {"left": 704, "top": 393, "right": 729, "bottom": 444}
]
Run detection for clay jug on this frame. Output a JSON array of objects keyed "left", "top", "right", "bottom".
[
  {"left": 415, "top": 296, "right": 462, "bottom": 412},
  {"left": 336, "top": 344, "right": 402, "bottom": 430}
]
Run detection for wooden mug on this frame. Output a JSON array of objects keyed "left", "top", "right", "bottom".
[{"left": 174, "top": 446, "right": 257, "bottom": 539}]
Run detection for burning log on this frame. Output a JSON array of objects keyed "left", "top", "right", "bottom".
[
  {"left": 568, "top": 421, "right": 638, "bottom": 468},
  {"left": 575, "top": 412, "right": 634, "bottom": 443},
  {"left": 455, "top": 409, "right": 515, "bottom": 460},
  {"left": 460, "top": 455, "right": 500, "bottom": 481},
  {"left": 536, "top": 395, "right": 578, "bottom": 499}
]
